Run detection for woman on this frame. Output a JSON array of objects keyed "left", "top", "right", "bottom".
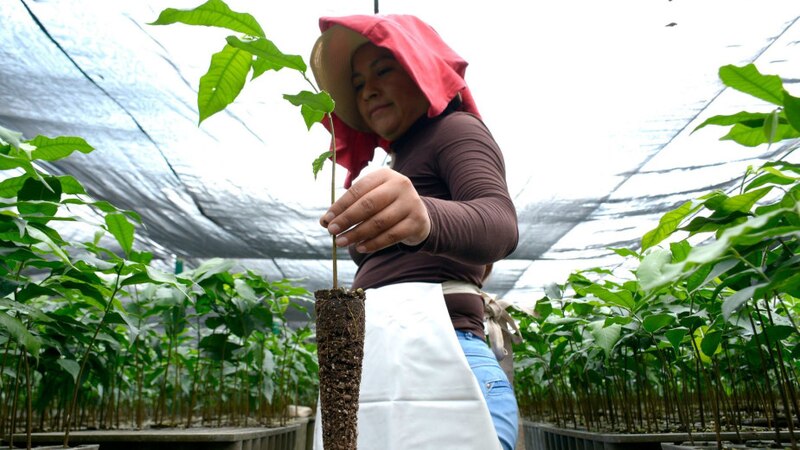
[{"left": 311, "top": 14, "right": 519, "bottom": 450}]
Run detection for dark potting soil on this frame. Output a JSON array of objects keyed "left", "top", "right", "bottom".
[{"left": 315, "top": 288, "right": 366, "bottom": 450}]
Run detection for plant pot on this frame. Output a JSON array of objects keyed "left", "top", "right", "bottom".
[{"left": 314, "top": 287, "right": 366, "bottom": 450}]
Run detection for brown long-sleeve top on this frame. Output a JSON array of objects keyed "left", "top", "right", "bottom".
[{"left": 349, "top": 109, "right": 519, "bottom": 338}]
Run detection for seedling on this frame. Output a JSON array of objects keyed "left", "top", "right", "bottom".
[{"left": 151, "top": 2, "right": 365, "bottom": 448}]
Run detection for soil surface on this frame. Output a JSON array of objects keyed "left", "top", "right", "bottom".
[{"left": 315, "top": 288, "right": 366, "bottom": 450}]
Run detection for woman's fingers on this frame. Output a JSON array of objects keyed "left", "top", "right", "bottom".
[{"left": 319, "top": 168, "right": 430, "bottom": 252}]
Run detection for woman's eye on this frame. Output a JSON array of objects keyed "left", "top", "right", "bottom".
[
  {"left": 377, "top": 67, "right": 392, "bottom": 76},
  {"left": 353, "top": 82, "right": 364, "bottom": 92}
]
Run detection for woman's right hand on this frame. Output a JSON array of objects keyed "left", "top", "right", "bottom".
[{"left": 319, "top": 168, "right": 431, "bottom": 253}]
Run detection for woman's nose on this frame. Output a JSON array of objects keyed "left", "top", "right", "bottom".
[{"left": 360, "top": 79, "right": 378, "bottom": 100}]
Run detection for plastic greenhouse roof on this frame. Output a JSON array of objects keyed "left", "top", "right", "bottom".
[{"left": 2, "top": 0, "right": 799, "bottom": 311}]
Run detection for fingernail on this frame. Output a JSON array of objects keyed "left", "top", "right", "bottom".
[
  {"left": 335, "top": 235, "right": 348, "bottom": 246},
  {"left": 323, "top": 212, "right": 335, "bottom": 223},
  {"left": 328, "top": 223, "right": 341, "bottom": 235},
  {"left": 355, "top": 245, "right": 366, "bottom": 253}
]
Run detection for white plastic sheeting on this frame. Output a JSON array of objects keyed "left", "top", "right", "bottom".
[{"left": 1, "top": 0, "right": 799, "bottom": 308}]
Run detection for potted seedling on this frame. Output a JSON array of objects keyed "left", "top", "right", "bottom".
[{"left": 150, "top": 1, "right": 366, "bottom": 448}]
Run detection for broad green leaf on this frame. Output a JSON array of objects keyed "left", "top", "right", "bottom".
[
  {"left": 637, "top": 249, "right": 674, "bottom": 291},
  {"left": 198, "top": 44, "right": 252, "bottom": 124},
  {"left": 0, "top": 175, "right": 27, "bottom": 198},
  {"left": 641, "top": 201, "right": 697, "bottom": 251},
  {"left": 57, "top": 358, "right": 80, "bottom": 382},
  {"left": 665, "top": 327, "right": 688, "bottom": 350},
  {"left": 688, "top": 258, "right": 738, "bottom": 293},
  {"left": 150, "top": 0, "right": 265, "bottom": 37},
  {"left": 227, "top": 36, "right": 306, "bottom": 73},
  {"left": 284, "top": 91, "right": 334, "bottom": 114},
  {"left": 589, "top": 320, "right": 621, "bottom": 358},
  {"left": 191, "top": 258, "right": 236, "bottom": 283},
  {"left": 312, "top": 150, "right": 332, "bottom": 179},
  {"left": 719, "top": 187, "right": 771, "bottom": 214},
  {"left": 719, "top": 64, "right": 784, "bottom": 106},
  {"left": 642, "top": 313, "right": 674, "bottom": 333},
  {"left": 784, "top": 90, "right": 800, "bottom": 132},
  {"left": 0, "top": 153, "right": 32, "bottom": 172},
  {"left": 670, "top": 240, "right": 692, "bottom": 263},
  {"left": 17, "top": 176, "right": 61, "bottom": 218},
  {"left": 298, "top": 105, "right": 326, "bottom": 129},
  {"left": 721, "top": 283, "right": 763, "bottom": 321},
  {"left": 585, "top": 285, "right": 634, "bottom": 310},
  {"left": 693, "top": 111, "right": 770, "bottom": 133},
  {"left": 764, "top": 324, "right": 795, "bottom": 342},
  {"left": 26, "top": 225, "right": 71, "bottom": 265},
  {"left": 745, "top": 167, "right": 797, "bottom": 191},
  {"left": 722, "top": 122, "right": 799, "bottom": 147},
  {"left": 56, "top": 175, "right": 88, "bottom": 195},
  {"left": 700, "top": 330, "right": 722, "bottom": 358},
  {"left": 29, "top": 136, "right": 93, "bottom": 161},
  {"left": 105, "top": 212, "right": 134, "bottom": 255},
  {"left": 284, "top": 91, "right": 334, "bottom": 129},
  {"left": 0, "top": 312, "right": 40, "bottom": 355}
]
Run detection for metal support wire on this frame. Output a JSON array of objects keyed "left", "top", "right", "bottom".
[{"left": 374, "top": 0, "right": 379, "bottom": 14}]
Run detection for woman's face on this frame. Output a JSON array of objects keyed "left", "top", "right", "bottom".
[{"left": 351, "top": 43, "right": 429, "bottom": 141}]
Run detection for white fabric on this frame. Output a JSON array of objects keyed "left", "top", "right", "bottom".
[{"left": 313, "top": 282, "right": 501, "bottom": 450}]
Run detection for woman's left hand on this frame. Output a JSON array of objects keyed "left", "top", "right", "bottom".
[{"left": 319, "top": 167, "right": 431, "bottom": 253}]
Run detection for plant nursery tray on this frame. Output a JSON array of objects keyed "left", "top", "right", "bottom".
[
  {"left": 13, "top": 420, "right": 311, "bottom": 450},
  {"left": 523, "top": 421, "right": 797, "bottom": 450}
]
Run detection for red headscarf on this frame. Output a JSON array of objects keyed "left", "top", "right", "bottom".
[{"left": 312, "top": 14, "right": 480, "bottom": 187}]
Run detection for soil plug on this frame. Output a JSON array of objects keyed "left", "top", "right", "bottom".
[{"left": 315, "top": 287, "right": 366, "bottom": 450}]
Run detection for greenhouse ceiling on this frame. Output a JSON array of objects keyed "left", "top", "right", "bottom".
[{"left": 1, "top": 0, "right": 799, "bottom": 308}]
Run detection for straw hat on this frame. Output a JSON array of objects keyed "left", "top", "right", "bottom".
[{"left": 310, "top": 24, "right": 371, "bottom": 132}]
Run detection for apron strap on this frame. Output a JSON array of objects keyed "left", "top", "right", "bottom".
[{"left": 441, "top": 281, "right": 529, "bottom": 362}]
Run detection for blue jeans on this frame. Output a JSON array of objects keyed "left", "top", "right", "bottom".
[{"left": 456, "top": 329, "right": 518, "bottom": 450}]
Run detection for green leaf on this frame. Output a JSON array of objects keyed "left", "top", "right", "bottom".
[
  {"left": 700, "top": 330, "right": 722, "bottom": 358},
  {"left": 149, "top": 0, "right": 265, "bottom": 37},
  {"left": 29, "top": 136, "right": 93, "bottom": 161},
  {"left": 784, "top": 90, "right": 800, "bottom": 132},
  {"left": 719, "top": 187, "right": 771, "bottom": 214},
  {"left": 693, "top": 111, "right": 770, "bottom": 133},
  {"left": 227, "top": 36, "right": 306, "bottom": 74},
  {"left": 105, "top": 212, "right": 135, "bottom": 255},
  {"left": 719, "top": 64, "right": 784, "bottom": 106},
  {"left": 0, "top": 153, "right": 33, "bottom": 172},
  {"left": 722, "top": 122, "right": 799, "bottom": 147},
  {"left": 57, "top": 358, "right": 80, "bottom": 382},
  {"left": 312, "top": 150, "right": 332, "bottom": 179},
  {"left": 0, "top": 175, "right": 29, "bottom": 198},
  {"left": 0, "top": 312, "right": 40, "bottom": 355},
  {"left": 17, "top": 176, "right": 61, "bottom": 218},
  {"left": 56, "top": 175, "right": 88, "bottom": 195},
  {"left": 641, "top": 201, "right": 697, "bottom": 251},
  {"left": 284, "top": 91, "right": 334, "bottom": 114},
  {"left": 198, "top": 44, "right": 252, "bottom": 124},
  {"left": 642, "top": 313, "right": 674, "bottom": 333},
  {"left": 637, "top": 249, "right": 674, "bottom": 292},
  {"left": 585, "top": 285, "right": 634, "bottom": 310},
  {"left": 589, "top": 320, "right": 621, "bottom": 359},
  {"left": 665, "top": 327, "right": 688, "bottom": 350},
  {"left": 721, "top": 283, "right": 763, "bottom": 321},
  {"left": 283, "top": 91, "right": 334, "bottom": 129},
  {"left": 26, "top": 225, "right": 72, "bottom": 265}
]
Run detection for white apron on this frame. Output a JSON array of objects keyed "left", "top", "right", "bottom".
[{"left": 313, "top": 282, "right": 501, "bottom": 450}]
